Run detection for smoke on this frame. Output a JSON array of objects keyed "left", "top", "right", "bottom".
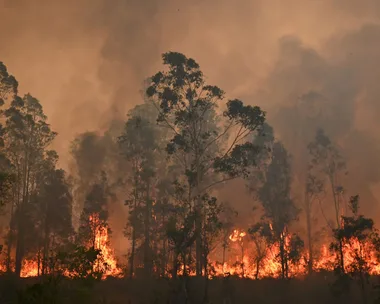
[{"left": 2, "top": 1, "right": 380, "bottom": 235}]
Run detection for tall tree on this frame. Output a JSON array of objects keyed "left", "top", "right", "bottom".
[
  {"left": 4, "top": 94, "right": 56, "bottom": 276},
  {"left": 78, "top": 171, "right": 111, "bottom": 247},
  {"left": 303, "top": 163, "right": 323, "bottom": 274},
  {"left": 257, "top": 141, "right": 301, "bottom": 279},
  {"left": 119, "top": 104, "right": 160, "bottom": 278},
  {"left": 0, "top": 62, "right": 18, "bottom": 268},
  {"left": 308, "top": 128, "right": 347, "bottom": 272},
  {"left": 146, "top": 51, "right": 265, "bottom": 276},
  {"left": 32, "top": 150, "right": 73, "bottom": 275}
]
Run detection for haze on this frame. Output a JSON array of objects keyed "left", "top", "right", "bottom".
[{"left": 2, "top": 0, "right": 380, "bottom": 241}]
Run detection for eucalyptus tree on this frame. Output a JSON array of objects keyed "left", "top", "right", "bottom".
[
  {"left": 4, "top": 94, "right": 56, "bottom": 276},
  {"left": 146, "top": 51, "right": 266, "bottom": 276},
  {"left": 308, "top": 128, "right": 347, "bottom": 272}
]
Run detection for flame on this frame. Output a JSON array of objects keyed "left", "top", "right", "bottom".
[
  {"left": 89, "top": 214, "right": 122, "bottom": 278},
  {"left": 2, "top": 214, "right": 122, "bottom": 279},
  {"left": 3, "top": 224, "right": 380, "bottom": 279},
  {"left": 229, "top": 229, "right": 246, "bottom": 242}
]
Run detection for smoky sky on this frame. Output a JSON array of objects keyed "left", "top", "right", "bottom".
[{"left": 2, "top": 0, "right": 380, "bottom": 218}]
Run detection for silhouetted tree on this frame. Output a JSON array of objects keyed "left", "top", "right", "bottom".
[
  {"left": 4, "top": 94, "right": 56, "bottom": 276},
  {"left": 256, "top": 142, "right": 302, "bottom": 279},
  {"left": 146, "top": 51, "right": 265, "bottom": 276},
  {"left": 119, "top": 103, "right": 162, "bottom": 278},
  {"left": 78, "top": 172, "right": 110, "bottom": 247},
  {"left": 31, "top": 151, "right": 73, "bottom": 275},
  {"left": 309, "top": 128, "right": 347, "bottom": 272},
  {"left": 331, "top": 195, "right": 380, "bottom": 304}
]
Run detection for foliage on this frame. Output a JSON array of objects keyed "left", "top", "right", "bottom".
[
  {"left": 55, "top": 244, "right": 104, "bottom": 281},
  {"left": 330, "top": 195, "right": 380, "bottom": 303},
  {"left": 252, "top": 142, "right": 303, "bottom": 279},
  {"left": 146, "top": 51, "right": 266, "bottom": 276}
]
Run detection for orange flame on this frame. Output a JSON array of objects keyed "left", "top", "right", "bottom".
[{"left": 4, "top": 224, "right": 380, "bottom": 280}]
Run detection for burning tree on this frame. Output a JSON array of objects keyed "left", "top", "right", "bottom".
[
  {"left": 256, "top": 141, "right": 303, "bottom": 279},
  {"left": 78, "top": 172, "right": 110, "bottom": 247},
  {"left": 4, "top": 93, "right": 57, "bottom": 276},
  {"left": 330, "top": 195, "right": 380, "bottom": 303}
]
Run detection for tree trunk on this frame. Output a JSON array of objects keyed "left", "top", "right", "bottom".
[
  {"left": 129, "top": 175, "right": 138, "bottom": 279},
  {"left": 143, "top": 181, "right": 152, "bottom": 277},
  {"left": 279, "top": 236, "right": 286, "bottom": 279},
  {"left": 255, "top": 259, "right": 260, "bottom": 280},
  {"left": 203, "top": 253, "right": 210, "bottom": 304},
  {"left": 6, "top": 201, "right": 15, "bottom": 273},
  {"left": 15, "top": 213, "right": 25, "bottom": 277},
  {"left": 240, "top": 243, "right": 244, "bottom": 277},
  {"left": 305, "top": 193, "right": 313, "bottom": 274},
  {"left": 129, "top": 226, "right": 136, "bottom": 279},
  {"left": 42, "top": 218, "right": 50, "bottom": 275},
  {"left": 222, "top": 243, "right": 226, "bottom": 273},
  {"left": 195, "top": 152, "right": 203, "bottom": 277},
  {"left": 172, "top": 253, "right": 179, "bottom": 279},
  {"left": 195, "top": 198, "right": 202, "bottom": 276}
]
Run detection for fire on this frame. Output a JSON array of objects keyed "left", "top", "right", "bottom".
[
  {"left": 2, "top": 214, "right": 122, "bottom": 279},
  {"left": 21, "top": 260, "right": 39, "bottom": 278},
  {"left": 4, "top": 223, "right": 380, "bottom": 280},
  {"left": 89, "top": 214, "right": 122, "bottom": 278},
  {"left": 229, "top": 229, "right": 247, "bottom": 242},
  {"left": 209, "top": 228, "right": 380, "bottom": 279}
]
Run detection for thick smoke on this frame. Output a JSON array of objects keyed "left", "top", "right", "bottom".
[{"left": 2, "top": 0, "right": 380, "bottom": 244}]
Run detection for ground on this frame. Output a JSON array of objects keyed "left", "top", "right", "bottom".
[{"left": 0, "top": 273, "right": 377, "bottom": 303}]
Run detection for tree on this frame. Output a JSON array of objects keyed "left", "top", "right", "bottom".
[
  {"left": 146, "top": 51, "right": 265, "bottom": 276},
  {"left": 219, "top": 203, "right": 238, "bottom": 271},
  {"left": 0, "top": 61, "right": 18, "bottom": 105},
  {"left": 31, "top": 151, "right": 73, "bottom": 275},
  {"left": 0, "top": 62, "right": 18, "bottom": 268},
  {"left": 4, "top": 94, "right": 56, "bottom": 276},
  {"left": 303, "top": 166, "right": 324, "bottom": 274},
  {"left": 308, "top": 128, "right": 347, "bottom": 272},
  {"left": 331, "top": 195, "right": 380, "bottom": 304},
  {"left": 118, "top": 103, "right": 162, "bottom": 278},
  {"left": 78, "top": 171, "right": 111, "bottom": 248},
  {"left": 257, "top": 142, "right": 301, "bottom": 279}
]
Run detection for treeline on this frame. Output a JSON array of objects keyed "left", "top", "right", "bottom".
[
  {"left": 0, "top": 62, "right": 73, "bottom": 276},
  {"left": 1, "top": 51, "right": 379, "bottom": 296}
]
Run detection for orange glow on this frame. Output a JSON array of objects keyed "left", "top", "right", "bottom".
[
  {"left": 3, "top": 225, "right": 380, "bottom": 279},
  {"left": 89, "top": 214, "right": 122, "bottom": 278},
  {"left": 4, "top": 214, "right": 123, "bottom": 279}
]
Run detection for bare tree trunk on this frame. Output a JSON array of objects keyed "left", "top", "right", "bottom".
[
  {"left": 195, "top": 152, "right": 203, "bottom": 277},
  {"left": 330, "top": 175, "right": 345, "bottom": 272},
  {"left": 143, "top": 181, "right": 152, "bottom": 277},
  {"left": 15, "top": 212, "right": 25, "bottom": 277},
  {"left": 305, "top": 193, "right": 313, "bottom": 274},
  {"left": 129, "top": 226, "right": 136, "bottom": 279},
  {"left": 255, "top": 259, "right": 260, "bottom": 280},
  {"left": 222, "top": 243, "right": 226, "bottom": 273},
  {"left": 172, "top": 252, "right": 179, "bottom": 279},
  {"left": 129, "top": 175, "right": 138, "bottom": 279},
  {"left": 195, "top": 198, "right": 202, "bottom": 276},
  {"left": 42, "top": 218, "right": 50, "bottom": 276},
  {"left": 279, "top": 235, "right": 286, "bottom": 279},
  {"left": 203, "top": 253, "right": 210, "bottom": 304},
  {"left": 6, "top": 199, "right": 15, "bottom": 273}
]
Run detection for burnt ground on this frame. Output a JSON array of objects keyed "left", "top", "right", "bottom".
[{"left": 0, "top": 273, "right": 378, "bottom": 303}]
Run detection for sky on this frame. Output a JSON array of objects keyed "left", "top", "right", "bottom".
[{"left": 2, "top": 0, "right": 380, "bottom": 251}]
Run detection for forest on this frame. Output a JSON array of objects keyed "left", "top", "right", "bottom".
[{"left": 0, "top": 51, "right": 380, "bottom": 304}]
